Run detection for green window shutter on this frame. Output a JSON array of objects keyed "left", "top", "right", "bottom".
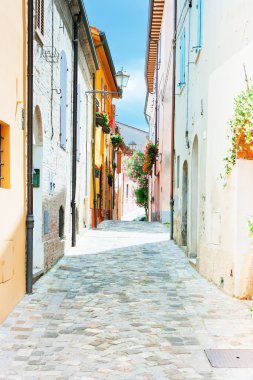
[
  {"left": 179, "top": 29, "right": 186, "bottom": 87},
  {"left": 60, "top": 50, "right": 67, "bottom": 148},
  {"left": 197, "top": 0, "right": 203, "bottom": 48}
]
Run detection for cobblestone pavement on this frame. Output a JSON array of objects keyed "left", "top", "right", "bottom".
[{"left": 1, "top": 221, "right": 253, "bottom": 380}]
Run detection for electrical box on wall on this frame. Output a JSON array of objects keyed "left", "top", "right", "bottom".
[{"left": 33, "top": 169, "right": 40, "bottom": 187}]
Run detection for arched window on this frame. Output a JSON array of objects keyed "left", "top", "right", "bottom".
[
  {"left": 60, "top": 51, "right": 67, "bottom": 148},
  {"left": 59, "top": 206, "right": 64, "bottom": 239}
]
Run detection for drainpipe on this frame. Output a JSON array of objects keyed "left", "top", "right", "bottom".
[
  {"left": 71, "top": 16, "right": 80, "bottom": 247},
  {"left": 92, "top": 74, "right": 97, "bottom": 228},
  {"left": 170, "top": 0, "right": 177, "bottom": 240},
  {"left": 26, "top": 0, "right": 34, "bottom": 294}
]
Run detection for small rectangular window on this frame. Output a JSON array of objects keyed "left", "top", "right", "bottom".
[
  {"left": 179, "top": 29, "right": 186, "bottom": 88},
  {"left": 0, "top": 121, "right": 10, "bottom": 189}
]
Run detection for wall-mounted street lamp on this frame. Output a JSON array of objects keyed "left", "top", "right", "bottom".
[
  {"left": 86, "top": 68, "right": 130, "bottom": 98},
  {"left": 115, "top": 68, "right": 130, "bottom": 97}
]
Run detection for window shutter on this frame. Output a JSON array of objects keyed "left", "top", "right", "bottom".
[
  {"left": 77, "top": 84, "right": 81, "bottom": 161},
  {"left": 197, "top": 0, "right": 203, "bottom": 48},
  {"left": 180, "top": 29, "right": 186, "bottom": 86},
  {"left": 41, "top": 0, "right": 44, "bottom": 36},
  {"left": 60, "top": 51, "right": 67, "bottom": 148},
  {"left": 36, "top": 0, "right": 41, "bottom": 31}
]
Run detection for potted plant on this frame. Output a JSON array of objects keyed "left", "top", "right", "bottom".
[
  {"left": 143, "top": 142, "right": 158, "bottom": 175},
  {"left": 107, "top": 172, "right": 113, "bottom": 186},
  {"left": 94, "top": 164, "right": 100, "bottom": 178},
  {"left": 224, "top": 84, "right": 253, "bottom": 177},
  {"left": 111, "top": 134, "right": 123, "bottom": 149},
  {"left": 96, "top": 109, "right": 108, "bottom": 127}
]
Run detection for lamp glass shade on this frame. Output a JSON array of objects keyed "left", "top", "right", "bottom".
[{"left": 116, "top": 70, "right": 130, "bottom": 89}]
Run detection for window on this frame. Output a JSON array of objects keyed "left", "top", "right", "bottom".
[
  {"left": 36, "top": 0, "right": 44, "bottom": 37},
  {"left": 179, "top": 29, "right": 186, "bottom": 88},
  {"left": 60, "top": 51, "right": 68, "bottom": 149},
  {"left": 126, "top": 184, "right": 129, "bottom": 198},
  {"left": 0, "top": 121, "right": 10, "bottom": 189},
  {"left": 196, "top": 0, "right": 203, "bottom": 50},
  {"left": 77, "top": 84, "right": 81, "bottom": 161},
  {"left": 59, "top": 206, "right": 64, "bottom": 239}
]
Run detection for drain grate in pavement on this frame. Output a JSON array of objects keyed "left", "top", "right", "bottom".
[
  {"left": 59, "top": 265, "right": 81, "bottom": 272},
  {"left": 205, "top": 349, "right": 253, "bottom": 368}
]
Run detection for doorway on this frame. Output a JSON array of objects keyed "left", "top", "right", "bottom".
[
  {"left": 182, "top": 160, "right": 188, "bottom": 247},
  {"left": 190, "top": 136, "right": 199, "bottom": 257}
]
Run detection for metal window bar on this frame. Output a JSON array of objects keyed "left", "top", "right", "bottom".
[{"left": 0, "top": 124, "right": 4, "bottom": 187}]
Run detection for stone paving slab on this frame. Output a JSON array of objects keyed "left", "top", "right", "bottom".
[{"left": 0, "top": 221, "right": 253, "bottom": 379}]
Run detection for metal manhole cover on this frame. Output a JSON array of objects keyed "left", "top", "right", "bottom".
[{"left": 205, "top": 349, "right": 253, "bottom": 368}]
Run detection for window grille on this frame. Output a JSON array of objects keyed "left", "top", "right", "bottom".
[{"left": 0, "top": 124, "right": 4, "bottom": 187}]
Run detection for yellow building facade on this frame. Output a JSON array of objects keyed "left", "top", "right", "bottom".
[
  {"left": 0, "top": 1, "right": 26, "bottom": 322},
  {"left": 90, "top": 27, "right": 120, "bottom": 227}
]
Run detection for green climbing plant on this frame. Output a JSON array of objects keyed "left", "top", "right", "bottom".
[{"left": 224, "top": 84, "right": 253, "bottom": 177}]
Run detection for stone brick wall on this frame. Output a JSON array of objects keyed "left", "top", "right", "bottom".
[{"left": 33, "top": 0, "right": 92, "bottom": 271}]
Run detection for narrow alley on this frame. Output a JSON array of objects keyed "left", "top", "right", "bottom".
[{"left": 1, "top": 222, "right": 253, "bottom": 380}]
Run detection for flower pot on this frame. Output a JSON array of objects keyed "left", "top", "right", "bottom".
[
  {"left": 236, "top": 131, "right": 253, "bottom": 159},
  {"left": 102, "top": 125, "right": 111, "bottom": 134},
  {"left": 108, "top": 177, "right": 113, "bottom": 186},
  {"left": 96, "top": 116, "right": 105, "bottom": 127}
]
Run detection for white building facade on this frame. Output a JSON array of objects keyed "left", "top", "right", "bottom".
[
  {"left": 145, "top": 0, "right": 174, "bottom": 224},
  {"left": 174, "top": 0, "right": 253, "bottom": 298},
  {"left": 33, "top": 0, "right": 98, "bottom": 274}
]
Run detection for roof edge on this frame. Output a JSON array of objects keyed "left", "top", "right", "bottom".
[
  {"left": 99, "top": 31, "right": 121, "bottom": 97},
  {"left": 78, "top": 0, "right": 99, "bottom": 70}
]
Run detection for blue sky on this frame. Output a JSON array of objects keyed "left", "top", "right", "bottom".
[{"left": 85, "top": 0, "right": 149, "bottom": 131}]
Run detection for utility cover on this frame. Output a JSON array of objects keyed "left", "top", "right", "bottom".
[{"left": 205, "top": 349, "right": 253, "bottom": 368}]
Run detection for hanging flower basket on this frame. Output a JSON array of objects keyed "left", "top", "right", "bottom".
[
  {"left": 143, "top": 142, "right": 158, "bottom": 175},
  {"left": 102, "top": 125, "right": 111, "bottom": 134},
  {"left": 108, "top": 172, "right": 113, "bottom": 187},
  {"left": 96, "top": 110, "right": 109, "bottom": 128},
  {"left": 111, "top": 134, "right": 123, "bottom": 149},
  {"left": 96, "top": 116, "right": 105, "bottom": 127}
]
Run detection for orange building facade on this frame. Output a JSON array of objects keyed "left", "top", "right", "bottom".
[{"left": 90, "top": 27, "right": 120, "bottom": 227}]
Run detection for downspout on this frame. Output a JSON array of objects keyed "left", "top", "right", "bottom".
[
  {"left": 92, "top": 74, "right": 97, "bottom": 228},
  {"left": 170, "top": 0, "right": 177, "bottom": 240},
  {"left": 71, "top": 16, "right": 80, "bottom": 247},
  {"left": 26, "top": 0, "right": 34, "bottom": 294},
  {"left": 154, "top": 39, "right": 159, "bottom": 221}
]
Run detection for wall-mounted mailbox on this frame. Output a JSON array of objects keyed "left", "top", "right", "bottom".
[{"left": 33, "top": 169, "right": 40, "bottom": 188}]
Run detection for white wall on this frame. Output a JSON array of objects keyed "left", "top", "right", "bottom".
[
  {"left": 174, "top": 0, "right": 253, "bottom": 297},
  {"left": 33, "top": 0, "right": 93, "bottom": 269}
]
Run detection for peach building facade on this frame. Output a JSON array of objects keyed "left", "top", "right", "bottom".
[{"left": 0, "top": 0, "right": 26, "bottom": 322}]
